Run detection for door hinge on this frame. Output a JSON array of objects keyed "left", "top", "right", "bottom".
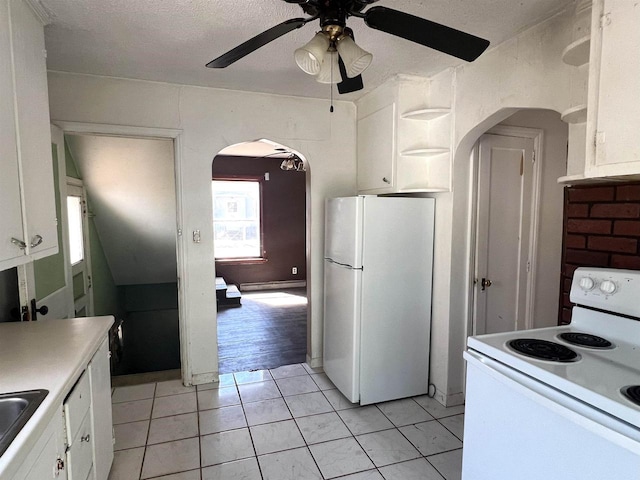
[
  {"left": 532, "top": 150, "right": 536, "bottom": 163},
  {"left": 527, "top": 261, "right": 531, "bottom": 273}
]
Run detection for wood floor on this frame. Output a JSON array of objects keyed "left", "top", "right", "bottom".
[{"left": 217, "top": 288, "right": 307, "bottom": 374}]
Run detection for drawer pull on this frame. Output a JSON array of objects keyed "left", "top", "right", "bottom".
[
  {"left": 382, "top": 177, "right": 391, "bottom": 184},
  {"left": 81, "top": 434, "right": 91, "bottom": 443}
]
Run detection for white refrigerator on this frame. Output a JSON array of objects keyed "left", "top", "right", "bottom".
[{"left": 323, "top": 195, "right": 435, "bottom": 405}]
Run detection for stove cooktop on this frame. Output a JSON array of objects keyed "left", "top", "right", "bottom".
[
  {"left": 467, "top": 307, "right": 640, "bottom": 427},
  {"left": 507, "top": 338, "right": 579, "bottom": 362},
  {"left": 558, "top": 332, "right": 613, "bottom": 349}
]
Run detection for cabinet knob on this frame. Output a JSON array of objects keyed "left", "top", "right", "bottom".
[
  {"left": 81, "top": 434, "right": 91, "bottom": 443},
  {"left": 11, "top": 238, "right": 27, "bottom": 250},
  {"left": 30, "top": 235, "right": 43, "bottom": 248},
  {"left": 382, "top": 177, "right": 391, "bottom": 184}
]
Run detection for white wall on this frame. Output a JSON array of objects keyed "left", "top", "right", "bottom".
[
  {"left": 436, "top": 8, "right": 576, "bottom": 404},
  {"left": 47, "top": 72, "right": 357, "bottom": 383}
]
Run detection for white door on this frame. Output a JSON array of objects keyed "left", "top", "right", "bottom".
[
  {"left": 67, "top": 179, "right": 94, "bottom": 317},
  {"left": 17, "top": 125, "right": 74, "bottom": 320},
  {"left": 474, "top": 133, "right": 536, "bottom": 335}
]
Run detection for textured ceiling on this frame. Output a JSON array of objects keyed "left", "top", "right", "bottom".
[{"left": 41, "top": 0, "right": 574, "bottom": 100}]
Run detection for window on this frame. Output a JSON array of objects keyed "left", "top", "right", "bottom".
[
  {"left": 212, "top": 179, "right": 262, "bottom": 259},
  {"left": 67, "top": 195, "right": 85, "bottom": 265}
]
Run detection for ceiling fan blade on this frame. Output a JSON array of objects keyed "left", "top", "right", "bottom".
[
  {"left": 364, "top": 6, "right": 490, "bottom": 62},
  {"left": 337, "top": 56, "right": 364, "bottom": 94},
  {"left": 207, "top": 18, "right": 308, "bottom": 68}
]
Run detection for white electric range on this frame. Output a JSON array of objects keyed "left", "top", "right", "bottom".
[{"left": 462, "top": 267, "right": 640, "bottom": 479}]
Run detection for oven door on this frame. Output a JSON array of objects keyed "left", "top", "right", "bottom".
[{"left": 463, "top": 350, "right": 640, "bottom": 480}]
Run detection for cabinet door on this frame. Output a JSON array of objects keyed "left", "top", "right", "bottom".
[
  {"left": 0, "top": 0, "right": 26, "bottom": 269},
  {"left": 10, "top": 0, "right": 57, "bottom": 259},
  {"left": 88, "top": 338, "right": 113, "bottom": 480},
  {"left": 357, "top": 104, "right": 395, "bottom": 193},
  {"left": 590, "top": 0, "right": 640, "bottom": 174},
  {"left": 22, "top": 412, "right": 67, "bottom": 480},
  {"left": 66, "top": 412, "right": 93, "bottom": 480}
]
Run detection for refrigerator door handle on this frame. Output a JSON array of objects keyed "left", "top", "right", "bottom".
[{"left": 325, "top": 258, "right": 361, "bottom": 270}]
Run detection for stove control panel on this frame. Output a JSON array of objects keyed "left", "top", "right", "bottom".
[{"left": 571, "top": 267, "right": 640, "bottom": 317}]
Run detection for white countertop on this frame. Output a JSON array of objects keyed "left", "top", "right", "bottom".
[{"left": 0, "top": 316, "right": 113, "bottom": 478}]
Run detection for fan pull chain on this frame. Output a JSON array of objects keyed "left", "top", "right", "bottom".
[{"left": 330, "top": 54, "right": 334, "bottom": 113}]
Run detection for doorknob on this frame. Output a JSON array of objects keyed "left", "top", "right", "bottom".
[
  {"left": 481, "top": 278, "right": 492, "bottom": 291},
  {"left": 30, "top": 298, "right": 49, "bottom": 321}
]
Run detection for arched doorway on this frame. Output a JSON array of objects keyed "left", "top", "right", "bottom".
[{"left": 211, "top": 139, "right": 310, "bottom": 374}]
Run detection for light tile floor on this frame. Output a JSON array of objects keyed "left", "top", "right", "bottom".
[{"left": 108, "top": 364, "right": 464, "bottom": 480}]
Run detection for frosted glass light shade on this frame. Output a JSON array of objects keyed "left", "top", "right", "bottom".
[
  {"left": 294, "top": 32, "right": 330, "bottom": 75},
  {"left": 336, "top": 35, "right": 372, "bottom": 78},
  {"left": 315, "top": 51, "right": 340, "bottom": 84}
]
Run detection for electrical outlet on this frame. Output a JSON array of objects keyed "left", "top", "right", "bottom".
[{"left": 292, "top": 267, "right": 298, "bottom": 275}]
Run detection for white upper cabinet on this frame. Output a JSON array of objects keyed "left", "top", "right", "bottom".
[
  {"left": 0, "top": 0, "right": 57, "bottom": 271},
  {"left": 356, "top": 73, "right": 454, "bottom": 194},
  {"left": 585, "top": 0, "right": 640, "bottom": 179},
  {"left": 0, "top": 2, "right": 25, "bottom": 267}
]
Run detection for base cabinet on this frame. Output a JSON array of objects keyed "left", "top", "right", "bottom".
[
  {"left": 88, "top": 339, "right": 113, "bottom": 480},
  {"left": 11, "top": 336, "right": 113, "bottom": 480}
]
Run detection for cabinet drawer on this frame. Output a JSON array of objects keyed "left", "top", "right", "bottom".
[
  {"left": 67, "top": 411, "right": 93, "bottom": 480},
  {"left": 64, "top": 371, "right": 90, "bottom": 441}
]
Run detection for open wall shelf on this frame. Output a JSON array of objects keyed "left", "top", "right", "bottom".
[
  {"left": 562, "top": 35, "right": 591, "bottom": 66},
  {"left": 401, "top": 108, "right": 450, "bottom": 121}
]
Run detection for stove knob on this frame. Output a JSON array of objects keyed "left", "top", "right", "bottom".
[
  {"left": 579, "top": 277, "right": 595, "bottom": 291},
  {"left": 600, "top": 280, "right": 617, "bottom": 295}
]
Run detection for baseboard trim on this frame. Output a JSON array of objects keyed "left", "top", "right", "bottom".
[
  {"left": 240, "top": 280, "right": 307, "bottom": 291},
  {"left": 306, "top": 354, "right": 323, "bottom": 369},
  {"left": 433, "top": 387, "right": 465, "bottom": 407}
]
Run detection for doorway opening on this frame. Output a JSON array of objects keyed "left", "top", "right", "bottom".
[
  {"left": 469, "top": 109, "right": 567, "bottom": 337},
  {"left": 212, "top": 139, "right": 309, "bottom": 374},
  {"left": 64, "top": 133, "right": 180, "bottom": 376}
]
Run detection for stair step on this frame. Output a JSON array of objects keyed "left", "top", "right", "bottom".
[
  {"left": 216, "top": 277, "right": 227, "bottom": 300},
  {"left": 218, "top": 283, "right": 242, "bottom": 308},
  {"left": 225, "top": 284, "right": 241, "bottom": 299}
]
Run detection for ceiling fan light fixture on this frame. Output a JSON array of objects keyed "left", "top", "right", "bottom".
[
  {"left": 335, "top": 34, "right": 372, "bottom": 78},
  {"left": 294, "top": 32, "right": 330, "bottom": 75},
  {"left": 315, "top": 51, "right": 340, "bottom": 84}
]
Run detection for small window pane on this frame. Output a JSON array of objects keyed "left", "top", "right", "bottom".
[
  {"left": 212, "top": 180, "right": 261, "bottom": 258},
  {"left": 67, "top": 196, "right": 84, "bottom": 265}
]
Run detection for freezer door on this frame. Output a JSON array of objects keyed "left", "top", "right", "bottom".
[
  {"left": 323, "top": 259, "right": 361, "bottom": 402},
  {"left": 325, "top": 196, "right": 364, "bottom": 268}
]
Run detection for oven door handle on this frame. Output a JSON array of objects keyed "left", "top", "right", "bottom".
[{"left": 464, "top": 349, "right": 640, "bottom": 455}]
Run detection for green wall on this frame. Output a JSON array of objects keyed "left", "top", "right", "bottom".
[
  {"left": 34, "top": 144, "right": 65, "bottom": 300},
  {"left": 89, "top": 217, "right": 122, "bottom": 317}
]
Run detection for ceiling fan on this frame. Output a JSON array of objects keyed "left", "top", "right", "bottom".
[{"left": 206, "top": 0, "right": 490, "bottom": 94}]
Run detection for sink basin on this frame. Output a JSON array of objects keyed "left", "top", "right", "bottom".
[{"left": 0, "top": 390, "right": 48, "bottom": 457}]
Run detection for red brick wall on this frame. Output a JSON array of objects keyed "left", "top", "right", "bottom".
[{"left": 560, "top": 182, "right": 640, "bottom": 324}]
